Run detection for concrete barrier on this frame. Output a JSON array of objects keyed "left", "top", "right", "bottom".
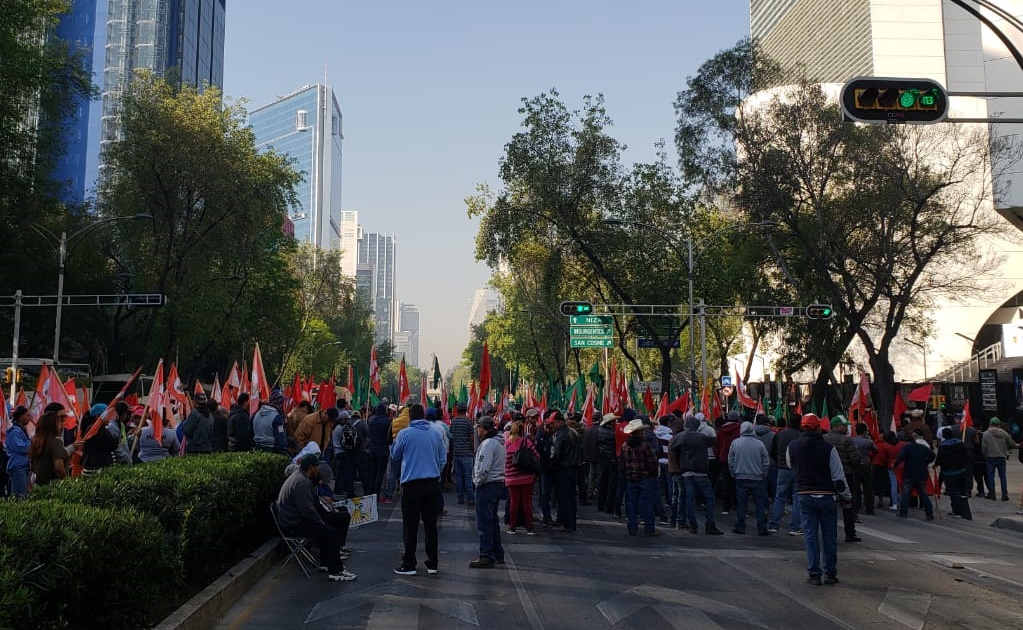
[{"left": 155, "top": 539, "right": 281, "bottom": 630}]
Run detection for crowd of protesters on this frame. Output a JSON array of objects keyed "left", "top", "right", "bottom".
[{"left": 5, "top": 386, "right": 1019, "bottom": 587}]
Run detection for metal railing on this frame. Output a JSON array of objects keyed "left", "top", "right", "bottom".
[{"left": 931, "top": 341, "right": 1003, "bottom": 383}]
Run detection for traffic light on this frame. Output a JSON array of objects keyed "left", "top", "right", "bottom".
[
  {"left": 840, "top": 77, "right": 948, "bottom": 125},
  {"left": 559, "top": 301, "right": 594, "bottom": 316},
  {"left": 805, "top": 304, "right": 835, "bottom": 320},
  {"left": 3, "top": 368, "right": 11, "bottom": 384}
]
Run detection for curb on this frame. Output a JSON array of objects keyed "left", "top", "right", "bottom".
[
  {"left": 991, "top": 516, "right": 1023, "bottom": 534},
  {"left": 155, "top": 539, "right": 281, "bottom": 630}
]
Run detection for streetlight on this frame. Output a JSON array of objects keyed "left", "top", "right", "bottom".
[
  {"left": 603, "top": 218, "right": 776, "bottom": 400},
  {"left": 29, "top": 213, "right": 151, "bottom": 364}
]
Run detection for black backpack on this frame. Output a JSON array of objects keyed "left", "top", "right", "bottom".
[
  {"left": 512, "top": 440, "right": 538, "bottom": 473},
  {"left": 340, "top": 423, "right": 359, "bottom": 452}
]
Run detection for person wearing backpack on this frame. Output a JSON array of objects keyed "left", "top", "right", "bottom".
[
  {"left": 333, "top": 411, "right": 371, "bottom": 498},
  {"left": 505, "top": 420, "right": 540, "bottom": 535}
]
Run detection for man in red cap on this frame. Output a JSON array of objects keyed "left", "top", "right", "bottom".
[{"left": 787, "top": 413, "right": 852, "bottom": 586}]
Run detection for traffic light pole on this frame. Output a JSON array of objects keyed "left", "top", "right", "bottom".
[{"left": 10, "top": 290, "right": 21, "bottom": 403}]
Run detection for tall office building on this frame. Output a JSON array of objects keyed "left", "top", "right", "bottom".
[
  {"left": 54, "top": 0, "right": 227, "bottom": 203},
  {"left": 467, "top": 287, "right": 502, "bottom": 336},
  {"left": 249, "top": 84, "right": 344, "bottom": 250},
  {"left": 358, "top": 233, "right": 397, "bottom": 344},
  {"left": 749, "top": 0, "right": 1023, "bottom": 381},
  {"left": 398, "top": 302, "right": 420, "bottom": 367},
  {"left": 339, "top": 210, "right": 360, "bottom": 276}
]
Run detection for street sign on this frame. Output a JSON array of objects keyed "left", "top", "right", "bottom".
[
  {"left": 571, "top": 315, "right": 612, "bottom": 325},
  {"left": 571, "top": 338, "right": 614, "bottom": 348},
  {"left": 720, "top": 375, "right": 733, "bottom": 387},
  {"left": 638, "top": 338, "right": 680, "bottom": 348},
  {"left": 570, "top": 326, "right": 614, "bottom": 337}
]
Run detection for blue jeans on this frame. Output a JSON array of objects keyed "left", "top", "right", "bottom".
[
  {"left": 986, "top": 457, "right": 1008, "bottom": 499},
  {"left": 8, "top": 467, "right": 29, "bottom": 499},
  {"left": 553, "top": 467, "right": 577, "bottom": 529},
  {"left": 899, "top": 478, "right": 933, "bottom": 518},
  {"left": 685, "top": 475, "right": 716, "bottom": 529},
  {"left": 625, "top": 477, "right": 657, "bottom": 534},
  {"left": 474, "top": 481, "right": 505, "bottom": 562},
  {"left": 888, "top": 469, "right": 899, "bottom": 507},
  {"left": 735, "top": 478, "right": 768, "bottom": 534},
  {"left": 385, "top": 452, "right": 401, "bottom": 498},
  {"left": 799, "top": 494, "right": 838, "bottom": 578},
  {"left": 454, "top": 456, "right": 475, "bottom": 502},
  {"left": 670, "top": 473, "right": 687, "bottom": 526},
  {"left": 769, "top": 469, "right": 802, "bottom": 531}
]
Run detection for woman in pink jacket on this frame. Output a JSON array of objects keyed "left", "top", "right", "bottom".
[{"left": 505, "top": 420, "right": 541, "bottom": 535}]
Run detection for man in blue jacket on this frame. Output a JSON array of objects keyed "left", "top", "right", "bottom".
[{"left": 391, "top": 403, "right": 448, "bottom": 576}]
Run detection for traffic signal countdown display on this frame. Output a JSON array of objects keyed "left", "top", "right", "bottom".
[
  {"left": 559, "top": 301, "right": 593, "bottom": 316},
  {"left": 840, "top": 77, "right": 948, "bottom": 125}
]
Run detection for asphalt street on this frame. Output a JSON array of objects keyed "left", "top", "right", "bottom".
[{"left": 217, "top": 465, "right": 1023, "bottom": 630}]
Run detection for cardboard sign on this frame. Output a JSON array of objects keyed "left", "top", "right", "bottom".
[{"left": 333, "top": 494, "right": 378, "bottom": 527}]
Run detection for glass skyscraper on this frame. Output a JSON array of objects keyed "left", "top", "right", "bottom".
[
  {"left": 358, "top": 233, "right": 397, "bottom": 345},
  {"left": 53, "top": 0, "right": 227, "bottom": 203},
  {"left": 249, "top": 84, "right": 344, "bottom": 250}
]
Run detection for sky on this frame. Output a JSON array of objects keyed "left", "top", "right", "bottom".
[{"left": 223, "top": 0, "right": 750, "bottom": 370}]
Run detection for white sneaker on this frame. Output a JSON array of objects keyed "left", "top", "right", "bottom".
[
  {"left": 889, "top": 504, "right": 898, "bottom": 511},
  {"left": 328, "top": 569, "right": 357, "bottom": 582}
]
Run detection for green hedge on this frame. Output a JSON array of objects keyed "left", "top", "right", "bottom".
[
  {"left": 0, "top": 500, "right": 177, "bottom": 630},
  {"left": 33, "top": 451, "right": 288, "bottom": 583}
]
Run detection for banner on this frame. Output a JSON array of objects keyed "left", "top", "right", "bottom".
[{"left": 332, "top": 494, "right": 379, "bottom": 527}]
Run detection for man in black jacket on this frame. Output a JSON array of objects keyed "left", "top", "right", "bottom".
[
  {"left": 894, "top": 430, "right": 936, "bottom": 520},
  {"left": 769, "top": 414, "right": 803, "bottom": 534},
  {"left": 547, "top": 411, "right": 581, "bottom": 532},
  {"left": 936, "top": 433, "right": 972, "bottom": 520},
  {"left": 227, "top": 393, "right": 253, "bottom": 451},
  {"left": 676, "top": 414, "right": 723, "bottom": 535},
  {"left": 596, "top": 413, "right": 618, "bottom": 514}
]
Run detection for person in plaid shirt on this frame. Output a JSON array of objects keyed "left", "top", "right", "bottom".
[{"left": 620, "top": 419, "right": 660, "bottom": 537}]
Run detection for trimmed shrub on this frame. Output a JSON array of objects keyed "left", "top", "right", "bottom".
[
  {"left": 0, "top": 500, "right": 177, "bottom": 630},
  {"left": 33, "top": 451, "right": 288, "bottom": 583}
]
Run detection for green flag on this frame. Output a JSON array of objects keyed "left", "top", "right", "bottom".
[
  {"left": 773, "top": 398, "right": 784, "bottom": 424},
  {"left": 821, "top": 398, "right": 829, "bottom": 420},
  {"left": 588, "top": 361, "right": 604, "bottom": 390},
  {"left": 458, "top": 382, "right": 468, "bottom": 404},
  {"left": 511, "top": 363, "right": 519, "bottom": 395}
]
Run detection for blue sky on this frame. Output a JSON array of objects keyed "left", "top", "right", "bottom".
[{"left": 223, "top": 0, "right": 750, "bottom": 369}]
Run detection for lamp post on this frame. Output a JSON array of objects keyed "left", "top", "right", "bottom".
[
  {"left": 29, "top": 213, "right": 151, "bottom": 364},
  {"left": 603, "top": 219, "right": 776, "bottom": 400}
]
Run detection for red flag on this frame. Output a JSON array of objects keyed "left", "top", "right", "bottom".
[
  {"left": 369, "top": 346, "right": 381, "bottom": 395},
  {"left": 582, "top": 384, "right": 595, "bottom": 426},
  {"left": 468, "top": 380, "right": 479, "bottom": 417},
  {"left": 29, "top": 364, "right": 52, "bottom": 423},
  {"left": 64, "top": 378, "right": 80, "bottom": 419},
  {"left": 961, "top": 400, "right": 974, "bottom": 436},
  {"left": 908, "top": 383, "right": 933, "bottom": 403},
  {"left": 711, "top": 389, "right": 723, "bottom": 421},
  {"left": 15, "top": 386, "right": 27, "bottom": 409},
  {"left": 290, "top": 372, "right": 302, "bottom": 408},
  {"left": 223, "top": 362, "right": 241, "bottom": 407},
  {"left": 304, "top": 374, "right": 315, "bottom": 401},
  {"left": 479, "top": 341, "right": 491, "bottom": 403},
  {"left": 539, "top": 392, "right": 548, "bottom": 418},
  {"left": 211, "top": 374, "right": 223, "bottom": 405},
  {"left": 755, "top": 397, "right": 766, "bottom": 417},
  {"left": 250, "top": 343, "right": 270, "bottom": 415},
  {"left": 441, "top": 381, "right": 451, "bottom": 424},
  {"left": 420, "top": 373, "right": 428, "bottom": 408},
  {"left": 654, "top": 392, "right": 668, "bottom": 420},
  {"left": 193, "top": 379, "right": 204, "bottom": 397},
  {"left": 644, "top": 386, "right": 656, "bottom": 415},
  {"left": 668, "top": 393, "right": 690, "bottom": 415},
  {"left": 398, "top": 357, "right": 411, "bottom": 405},
  {"left": 166, "top": 363, "right": 187, "bottom": 413},
  {"left": 89, "top": 367, "right": 142, "bottom": 440},
  {"left": 735, "top": 367, "right": 757, "bottom": 409},
  {"left": 567, "top": 383, "right": 578, "bottom": 416},
  {"left": 892, "top": 390, "right": 908, "bottom": 433},
  {"left": 347, "top": 365, "right": 354, "bottom": 394},
  {"left": 700, "top": 385, "right": 711, "bottom": 416},
  {"left": 146, "top": 360, "right": 167, "bottom": 430},
  {"left": 0, "top": 386, "right": 7, "bottom": 442}
]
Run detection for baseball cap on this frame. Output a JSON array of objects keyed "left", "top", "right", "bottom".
[
  {"left": 800, "top": 413, "right": 821, "bottom": 430},
  {"left": 525, "top": 408, "right": 540, "bottom": 418},
  {"left": 831, "top": 415, "right": 849, "bottom": 426},
  {"left": 477, "top": 416, "right": 495, "bottom": 430}
]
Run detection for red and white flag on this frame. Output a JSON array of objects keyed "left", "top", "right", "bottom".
[
  {"left": 581, "top": 384, "right": 595, "bottom": 426},
  {"left": 250, "top": 343, "right": 270, "bottom": 415},
  {"left": 369, "top": 346, "right": 381, "bottom": 395},
  {"left": 735, "top": 366, "right": 757, "bottom": 409},
  {"left": 654, "top": 392, "right": 668, "bottom": 420},
  {"left": 398, "top": 356, "right": 411, "bottom": 406},
  {"left": 211, "top": 374, "right": 223, "bottom": 405}
]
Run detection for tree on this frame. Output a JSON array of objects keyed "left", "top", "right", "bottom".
[
  {"left": 675, "top": 39, "right": 1020, "bottom": 421},
  {"left": 100, "top": 72, "right": 302, "bottom": 378}
]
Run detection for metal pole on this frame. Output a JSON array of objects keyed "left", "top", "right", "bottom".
[
  {"left": 699, "top": 298, "right": 707, "bottom": 398},
  {"left": 53, "top": 231, "right": 66, "bottom": 364},
  {"left": 11, "top": 290, "right": 21, "bottom": 403},
  {"left": 688, "top": 237, "right": 697, "bottom": 404}
]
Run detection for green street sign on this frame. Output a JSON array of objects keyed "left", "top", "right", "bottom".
[
  {"left": 570, "top": 326, "right": 614, "bottom": 337},
  {"left": 571, "top": 315, "right": 612, "bottom": 325},
  {"left": 570, "top": 338, "right": 615, "bottom": 348}
]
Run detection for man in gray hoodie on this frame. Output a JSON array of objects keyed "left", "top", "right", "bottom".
[
  {"left": 470, "top": 416, "right": 506, "bottom": 568},
  {"left": 728, "top": 421, "right": 770, "bottom": 535}
]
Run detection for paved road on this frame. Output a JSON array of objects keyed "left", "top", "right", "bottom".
[{"left": 218, "top": 466, "right": 1023, "bottom": 630}]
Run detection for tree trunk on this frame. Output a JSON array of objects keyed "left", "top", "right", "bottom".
[{"left": 868, "top": 351, "right": 896, "bottom": 430}]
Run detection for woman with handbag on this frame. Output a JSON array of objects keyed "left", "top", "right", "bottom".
[{"left": 505, "top": 420, "right": 540, "bottom": 535}]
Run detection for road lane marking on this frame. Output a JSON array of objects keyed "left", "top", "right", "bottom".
[
  {"left": 878, "top": 587, "right": 931, "bottom": 630},
  {"left": 855, "top": 525, "right": 917, "bottom": 543},
  {"left": 506, "top": 552, "right": 546, "bottom": 630}
]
